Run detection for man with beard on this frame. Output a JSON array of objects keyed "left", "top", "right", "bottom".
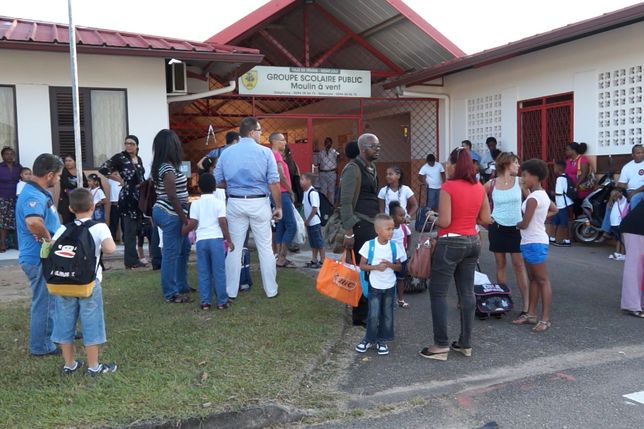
[
  {"left": 16, "top": 153, "right": 63, "bottom": 356},
  {"left": 340, "top": 133, "right": 381, "bottom": 326}
]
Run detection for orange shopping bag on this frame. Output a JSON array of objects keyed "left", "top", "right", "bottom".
[{"left": 316, "top": 250, "right": 362, "bottom": 307}]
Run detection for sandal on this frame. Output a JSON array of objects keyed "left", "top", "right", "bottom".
[
  {"left": 398, "top": 299, "right": 410, "bottom": 309},
  {"left": 277, "top": 260, "right": 297, "bottom": 268},
  {"left": 532, "top": 320, "right": 551, "bottom": 332},
  {"left": 512, "top": 313, "right": 537, "bottom": 325},
  {"left": 305, "top": 260, "right": 320, "bottom": 268},
  {"left": 165, "top": 294, "right": 191, "bottom": 304}
]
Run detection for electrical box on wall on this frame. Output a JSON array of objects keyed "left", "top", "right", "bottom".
[{"left": 166, "top": 61, "right": 187, "bottom": 94}]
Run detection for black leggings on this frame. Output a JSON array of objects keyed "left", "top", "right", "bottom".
[{"left": 351, "top": 220, "right": 376, "bottom": 325}]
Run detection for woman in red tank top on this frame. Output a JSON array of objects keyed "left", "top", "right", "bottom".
[{"left": 419, "top": 148, "right": 491, "bottom": 361}]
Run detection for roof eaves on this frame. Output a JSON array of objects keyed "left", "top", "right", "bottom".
[
  {"left": 0, "top": 40, "right": 264, "bottom": 62},
  {"left": 385, "top": 2, "right": 644, "bottom": 89}
]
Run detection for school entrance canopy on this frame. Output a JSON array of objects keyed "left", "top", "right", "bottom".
[{"left": 173, "top": 0, "right": 464, "bottom": 192}]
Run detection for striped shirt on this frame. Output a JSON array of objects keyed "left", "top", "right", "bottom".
[{"left": 154, "top": 162, "right": 189, "bottom": 215}]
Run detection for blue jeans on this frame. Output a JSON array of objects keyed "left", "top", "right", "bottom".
[
  {"left": 630, "top": 192, "right": 643, "bottom": 210},
  {"left": 429, "top": 235, "right": 481, "bottom": 348},
  {"left": 426, "top": 187, "right": 440, "bottom": 210},
  {"left": 364, "top": 286, "right": 395, "bottom": 343},
  {"left": 152, "top": 206, "right": 191, "bottom": 300},
  {"left": 21, "top": 262, "right": 56, "bottom": 355},
  {"left": 196, "top": 238, "right": 228, "bottom": 306},
  {"left": 275, "top": 192, "right": 296, "bottom": 244},
  {"left": 51, "top": 280, "right": 106, "bottom": 346}
]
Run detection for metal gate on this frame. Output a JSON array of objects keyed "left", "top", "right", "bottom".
[{"left": 518, "top": 93, "right": 573, "bottom": 185}]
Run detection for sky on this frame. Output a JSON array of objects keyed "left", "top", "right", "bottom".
[{"left": 1, "top": 0, "right": 641, "bottom": 54}]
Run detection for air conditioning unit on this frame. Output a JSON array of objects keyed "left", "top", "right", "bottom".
[{"left": 166, "top": 61, "right": 187, "bottom": 94}]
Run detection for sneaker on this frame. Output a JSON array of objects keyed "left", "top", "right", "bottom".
[
  {"left": 614, "top": 253, "right": 626, "bottom": 261},
  {"left": 549, "top": 236, "right": 556, "bottom": 243},
  {"left": 62, "top": 360, "right": 84, "bottom": 375},
  {"left": 608, "top": 253, "right": 617, "bottom": 260},
  {"left": 87, "top": 362, "right": 117, "bottom": 376},
  {"left": 355, "top": 340, "right": 372, "bottom": 353},
  {"left": 377, "top": 343, "right": 389, "bottom": 355},
  {"left": 553, "top": 240, "right": 571, "bottom": 247}
]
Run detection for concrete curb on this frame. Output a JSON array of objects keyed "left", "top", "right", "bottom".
[{"left": 124, "top": 404, "right": 307, "bottom": 429}]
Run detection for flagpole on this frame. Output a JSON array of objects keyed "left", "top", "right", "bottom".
[{"left": 67, "top": 0, "right": 83, "bottom": 187}]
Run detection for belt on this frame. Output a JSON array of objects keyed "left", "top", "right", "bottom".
[
  {"left": 319, "top": 169, "right": 336, "bottom": 172},
  {"left": 228, "top": 194, "right": 267, "bottom": 199},
  {"left": 441, "top": 233, "right": 463, "bottom": 238},
  {"left": 111, "top": 202, "right": 119, "bottom": 205}
]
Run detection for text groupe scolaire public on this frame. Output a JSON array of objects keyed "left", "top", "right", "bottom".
[{"left": 266, "top": 73, "right": 363, "bottom": 83}]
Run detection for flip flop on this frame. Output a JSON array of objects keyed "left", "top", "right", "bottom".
[
  {"left": 276, "top": 260, "right": 297, "bottom": 268},
  {"left": 624, "top": 310, "right": 644, "bottom": 318}
]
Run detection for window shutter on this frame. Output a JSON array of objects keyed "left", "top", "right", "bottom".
[{"left": 50, "top": 87, "right": 93, "bottom": 166}]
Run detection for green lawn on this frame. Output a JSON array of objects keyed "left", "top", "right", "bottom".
[{"left": 0, "top": 266, "right": 344, "bottom": 428}]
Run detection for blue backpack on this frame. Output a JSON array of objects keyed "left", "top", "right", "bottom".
[{"left": 359, "top": 239, "right": 397, "bottom": 298}]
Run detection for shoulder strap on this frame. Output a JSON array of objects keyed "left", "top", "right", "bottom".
[
  {"left": 389, "top": 240, "right": 397, "bottom": 262},
  {"left": 349, "top": 161, "right": 362, "bottom": 209},
  {"left": 367, "top": 239, "right": 375, "bottom": 265},
  {"left": 307, "top": 189, "right": 321, "bottom": 220},
  {"left": 488, "top": 178, "right": 496, "bottom": 196}
]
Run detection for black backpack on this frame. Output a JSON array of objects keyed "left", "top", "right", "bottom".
[
  {"left": 558, "top": 173, "right": 577, "bottom": 203},
  {"left": 44, "top": 220, "right": 99, "bottom": 298},
  {"left": 308, "top": 188, "right": 334, "bottom": 226},
  {"left": 474, "top": 283, "right": 514, "bottom": 320}
]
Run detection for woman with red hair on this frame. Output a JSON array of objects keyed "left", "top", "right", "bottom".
[{"left": 419, "top": 148, "right": 492, "bottom": 361}]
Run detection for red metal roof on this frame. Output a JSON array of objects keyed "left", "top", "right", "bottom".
[
  {"left": 0, "top": 16, "right": 263, "bottom": 62},
  {"left": 385, "top": 2, "right": 644, "bottom": 89}
]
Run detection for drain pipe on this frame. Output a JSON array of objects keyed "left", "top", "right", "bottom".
[
  {"left": 399, "top": 89, "right": 451, "bottom": 161},
  {"left": 167, "top": 80, "right": 236, "bottom": 103}
]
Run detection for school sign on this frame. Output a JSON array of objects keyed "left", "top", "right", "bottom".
[{"left": 238, "top": 66, "right": 371, "bottom": 98}]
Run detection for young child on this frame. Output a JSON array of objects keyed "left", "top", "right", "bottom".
[
  {"left": 355, "top": 214, "right": 405, "bottom": 356},
  {"left": 389, "top": 201, "right": 411, "bottom": 309},
  {"left": 608, "top": 189, "right": 628, "bottom": 261},
  {"left": 548, "top": 160, "right": 573, "bottom": 247},
  {"left": 182, "top": 173, "right": 233, "bottom": 310},
  {"left": 513, "top": 159, "right": 558, "bottom": 332},
  {"left": 16, "top": 167, "right": 32, "bottom": 196},
  {"left": 300, "top": 172, "right": 325, "bottom": 268},
  {"left": 50, "top": 188, "right": 117, "bottom": 375},
  {"left": 377, "top": 165, "right": 418, "bottom": 219},
  {"left": 88, "top": 174, "right": 108, "bottom": 223},
  {"left": 137, "top": 216, "right": 153, "bottom": 265}
]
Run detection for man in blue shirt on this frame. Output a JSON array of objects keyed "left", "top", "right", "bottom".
[
  {"left": 16, "top": 153, "right": 63, "bottom": 356},
  {"left": 461, "top": 139, "right": 481, "bottom": 163},
  {"left": 197, "top": 131, "right": 239, "bottom": 172},
  {"left": 215, "top": 117, "right": 282, "bottom": 299}
]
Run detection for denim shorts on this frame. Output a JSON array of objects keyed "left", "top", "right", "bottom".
[
  {"left": 520, "top": 243, "right": 549, "bottom": 265},
  {"left": 551, "top": 207, "right": 569, "bottom": 226},
  {"left": 51, "top": 280, "right": 106, "bottom": 346},
  {"left": 307, "top": 224, "right": 324, "bottom": 249}
]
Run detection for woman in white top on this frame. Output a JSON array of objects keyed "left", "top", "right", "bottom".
[
  {"left": 484, "top": 152, "right": 529, "bottom": 316},
  {"left": 378, "top": 165, "right": 418, "bottom": 220},
  {"left": 514, "top": 159, "right": 558, "bottom": 332}
]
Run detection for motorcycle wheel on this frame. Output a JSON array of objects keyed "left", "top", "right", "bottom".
[{"left": 572, "top": 222, "right": 601, "bottom": 244}]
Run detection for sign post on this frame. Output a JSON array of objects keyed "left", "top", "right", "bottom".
[{"left": 67, "top": 0, "right": 83, "bottom": 186}]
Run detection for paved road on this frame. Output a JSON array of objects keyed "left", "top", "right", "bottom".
[{"left": 299, "top": 236, "right": 644, "bottom": 428}]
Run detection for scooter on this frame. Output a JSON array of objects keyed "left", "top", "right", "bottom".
[{"left": 571, "top": 173, "right": 615, "bottom": 243}]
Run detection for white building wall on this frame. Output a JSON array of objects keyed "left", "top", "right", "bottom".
[
  {"left": 0, "top": 49, "right": 168, "bottom": 172},
  {"left": 407, "top": 21, "right": 644, "bottom": 161}
]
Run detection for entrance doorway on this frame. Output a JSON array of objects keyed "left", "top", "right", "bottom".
[{"left": 518, "top": 93, "right": 574, "bottom": 181}]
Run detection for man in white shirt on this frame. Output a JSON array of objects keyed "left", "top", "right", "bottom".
[
  {"left": 617, "top": 144, "right": 644, "bottom": 209},
  {"left": 317, "top": 137, "right": 339, "bottom": 202},
  {"left": 418, "top": 154, "right": 445, "bottom": 210}
]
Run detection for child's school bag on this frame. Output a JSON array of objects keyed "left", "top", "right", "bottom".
[
  {"left": 474, "top": 283, "right": 514, "bottom": 320},
  {"left": 359, "top": 239, "right": 396, "bottom": 298},
  {"left": 43, "top": 220, "right": 99, "bottom": 298},
  {"left": 307, "top": 187, "right": 334, "bottom": 226},
  {"left": 239, "top": 247, "right": 253, "bottom": 291}
]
